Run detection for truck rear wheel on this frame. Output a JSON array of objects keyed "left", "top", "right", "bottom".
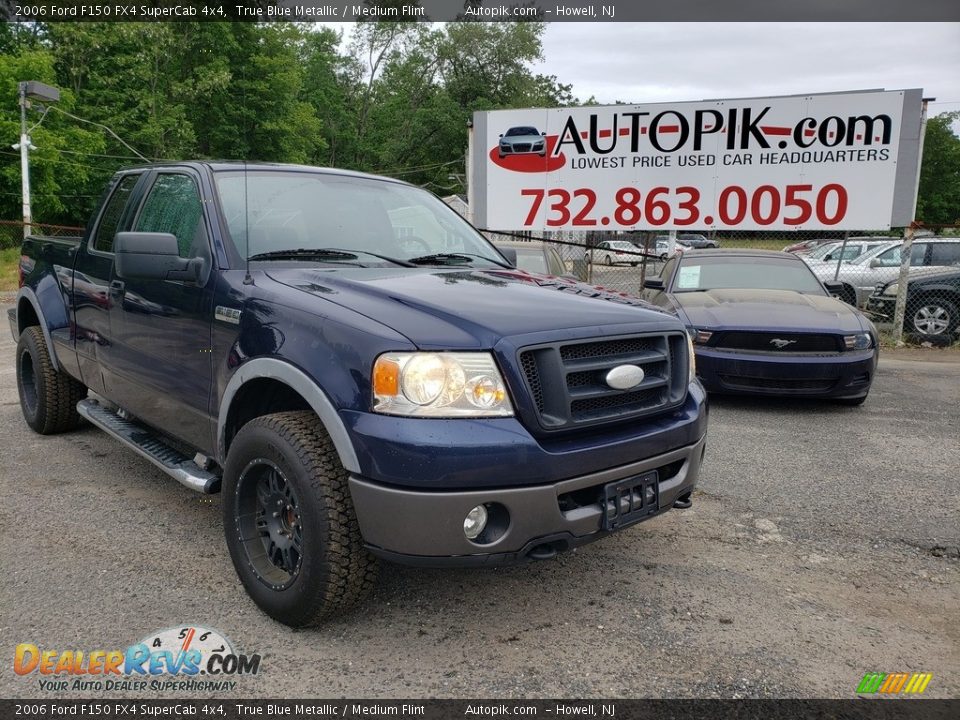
[
  {"left": 222, "top": 411, "right": 377, "bottom": 627},
  {"left": 16, "top": 326, "right": 87, "bottom": 435}
]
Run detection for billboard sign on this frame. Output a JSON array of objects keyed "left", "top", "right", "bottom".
[{"left": 471, "top": 89, "right": 924, "bottom": 231}]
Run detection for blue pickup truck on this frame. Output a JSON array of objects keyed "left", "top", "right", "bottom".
[{"left": 10, "top": 162, "right": 707, "bottom": 626}]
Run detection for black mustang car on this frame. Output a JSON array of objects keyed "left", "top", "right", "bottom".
[{"left": 641, "top": 249, "right": 879, "bottom": 405}]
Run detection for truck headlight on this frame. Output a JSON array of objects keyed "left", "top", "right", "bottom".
[
  {"left": 685, "top": 332, "right": 697, "bottom": 382},
  {"left": 843, "top": 333, "right": 873, "bottom": 351},
  {"left": 373, "top": 352, "right": 514, "bottom": 417}
]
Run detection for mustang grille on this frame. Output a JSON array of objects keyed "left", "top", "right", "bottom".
[
  {"left": 712, "top": 331, "right": 842, "bottom": 353},
  {"left": 517, "top": 333, "right": 688, "bottom": 430}
]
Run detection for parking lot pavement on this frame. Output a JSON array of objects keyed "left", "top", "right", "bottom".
[{"left": 1, "top": 307, "right": 957, "bottom": 699}]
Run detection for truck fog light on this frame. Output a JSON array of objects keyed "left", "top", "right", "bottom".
[{"left": 463, "top": 504, "right": 488, "bottom": 540}]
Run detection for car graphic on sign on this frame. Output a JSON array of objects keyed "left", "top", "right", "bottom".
[{"left": 498, "top": 126, "right": 547, "bottom": 158}]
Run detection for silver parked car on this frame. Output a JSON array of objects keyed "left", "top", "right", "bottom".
[
  {"left": 811, "top": 238, "right": 960, "bottom": 306},
  {"left": 802, "top": 238, "right": 894, "bottom": 268},
  {"left": 498, "top": 126, "right": 547, "bottom": 158}
]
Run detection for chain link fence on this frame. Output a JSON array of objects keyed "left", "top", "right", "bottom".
[
  {"left": 1, "top": 220, "right": 85, "bottom": 249},
  {"left": 473, "top": 224, "right": 960, "bottom": 347}
]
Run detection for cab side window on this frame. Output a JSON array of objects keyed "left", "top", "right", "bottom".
[
  {"left": 92, "top": 173, "right": 141, "bottom": 252},
  {"left": 135, "top": 174, "right": 209, "bottom": 261}
]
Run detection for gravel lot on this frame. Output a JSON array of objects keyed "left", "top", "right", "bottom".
[{"left": 1, "top": 305, "right": 957, "bottom": 699}]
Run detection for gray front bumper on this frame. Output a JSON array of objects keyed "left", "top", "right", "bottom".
[{"left": 349, "top": 434, "right": 706, "bottom": 565}]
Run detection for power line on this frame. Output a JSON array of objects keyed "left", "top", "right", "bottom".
[
  {"left": 0, "top": 149, "right": 117, "bottom": 173},
  {"left": 47, "top": 105, "right": 150, "bottom": 161},
  {"left": 0, "top": 190, "right": 100, "bottom": 198},
  {"left": 26, "top": 104, "right": 51, "bottom": 134},
  {"left": 379, "top": 156, "right": 464, "bottom": 177},
  {"left": 57, "top": 148, "right": 146, "bottom": 161}
]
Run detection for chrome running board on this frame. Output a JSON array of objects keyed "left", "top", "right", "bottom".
[{"left": 77, "top": 399, "right": 220, "bottom": 493}]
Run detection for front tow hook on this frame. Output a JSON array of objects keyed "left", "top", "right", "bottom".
[{"left": 673, "top": 492, "right": 693, "bottom": 509}]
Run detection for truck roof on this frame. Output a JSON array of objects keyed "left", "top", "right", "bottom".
[{"left": 117, "top": 160, "right": 410, "bottom": 187}]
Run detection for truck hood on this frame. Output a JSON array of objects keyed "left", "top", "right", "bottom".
[
  {"left": 265, "top": 266, "right": 674, "bottom": 349},
  {"left": 673, "top": 288, "right": 865, "bottom": 333}
]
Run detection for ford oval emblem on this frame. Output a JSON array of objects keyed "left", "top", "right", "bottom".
[{"left": 605, "top": 364, "right": 645, "bottom": 390}]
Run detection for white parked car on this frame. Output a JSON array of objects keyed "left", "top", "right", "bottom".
[
  {"left": 589, "top": 240, "right": 643, "bottom": 266},
  {"left": 811, "top": 238, "right": 960, "bottom": 306}
]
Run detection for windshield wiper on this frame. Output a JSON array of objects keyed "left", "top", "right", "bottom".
[
  {"left": 407, "top": 252, "right": 510, "bottom": 267},
  {"left": 247, "top": 248, "right": 414, "bottom": 267},
  {"left": 325, "top": 248, "right": 416, "bottom": 267}
]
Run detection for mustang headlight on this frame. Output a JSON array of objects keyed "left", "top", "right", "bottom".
[
  {"left": 373, "top": 352, "right": 513, "bottom": 417},
  {"left": 843, "top": 333, "right": 874, "bottom": 351}
]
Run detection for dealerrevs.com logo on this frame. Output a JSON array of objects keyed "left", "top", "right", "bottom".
[{"left": 14, "top": 625, "right": 260, "bottom": 693}]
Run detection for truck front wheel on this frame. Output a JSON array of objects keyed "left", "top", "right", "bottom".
[
  {"left": 222, "top": 411, "right": 377, "bottom": 626},
  {"left": 16, "top": 326, "right": 87, "bottom": 435}
]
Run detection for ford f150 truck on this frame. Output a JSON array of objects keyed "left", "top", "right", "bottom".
[{"left": 10, "top": 162, "right": 707, "bottom": 626}]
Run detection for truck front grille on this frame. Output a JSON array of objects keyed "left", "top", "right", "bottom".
[{"left": 517, "top": 333, "right": 688, "bottom": 430}]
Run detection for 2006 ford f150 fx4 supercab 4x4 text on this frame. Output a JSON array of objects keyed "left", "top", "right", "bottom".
[{"left": 10, "top": 162, "right": 707, "bottom": 626}]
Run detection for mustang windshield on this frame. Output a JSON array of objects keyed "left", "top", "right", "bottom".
[
  {"left": 215, "top": 171, "right": 506, "bottom": 266},
  {"left": 673, "top": 256, "right": 826, "bottom": 294}
]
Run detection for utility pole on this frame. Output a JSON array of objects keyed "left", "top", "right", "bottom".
[
  {"left": 17, "top": 82, "right": 32, "bottom": 238},
  {"left": 13, "top": 81, "right": 60, "bottom": 239}
]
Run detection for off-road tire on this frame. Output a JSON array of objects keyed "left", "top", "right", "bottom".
[
  {"left": 16, "top": 326, "right": 87, "bottom": 434},
  {"left": 222, "top": 411, "right": 378, "bottom": 627}
]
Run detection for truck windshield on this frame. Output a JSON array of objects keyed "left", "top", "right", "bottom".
[{"left": 215, "top": 171, "right": 506, "bottom": 267}]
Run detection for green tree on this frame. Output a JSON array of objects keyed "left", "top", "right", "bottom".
[
  {"left": 438, "top": 22, "right": 546, "bottom": 111},
  {"left": 916, "top": 112, "right": 960, "bottom": 225},
  {"left": 0, "top": 46, "right": 106, "bottom": 226},
  {"left": 299, "top": 26, "right": 356, "bottom": 166}
]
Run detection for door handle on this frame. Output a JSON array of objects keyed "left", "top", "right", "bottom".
[{"left": 110, "top": 280, "right": 125, "bottom": 294}]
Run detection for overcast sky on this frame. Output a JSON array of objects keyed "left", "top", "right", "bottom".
[{"left": 532, "top": 23, "right": 960, "bottom": 117}]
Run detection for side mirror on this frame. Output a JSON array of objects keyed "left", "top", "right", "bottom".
[
  {"left": 499, "top": 133, "right": 504, "bottom": 138},
  {"left": 498, "top": 247, "right": 517, "bottom": 266},
  {"left": 869, "top": 259, "right": 881, "bottom": 268},
  {"left": 823, "top": 280, "right": 844, "bottom": 295},
  {"left": 541, "top": 131, "right": 546, "bottom": 136},
  {"left": 115, "top": 232, "right": 200, "bottom": 282},
  {"left": 643, "top": 278, "right": 665, "bottom": 290}
]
